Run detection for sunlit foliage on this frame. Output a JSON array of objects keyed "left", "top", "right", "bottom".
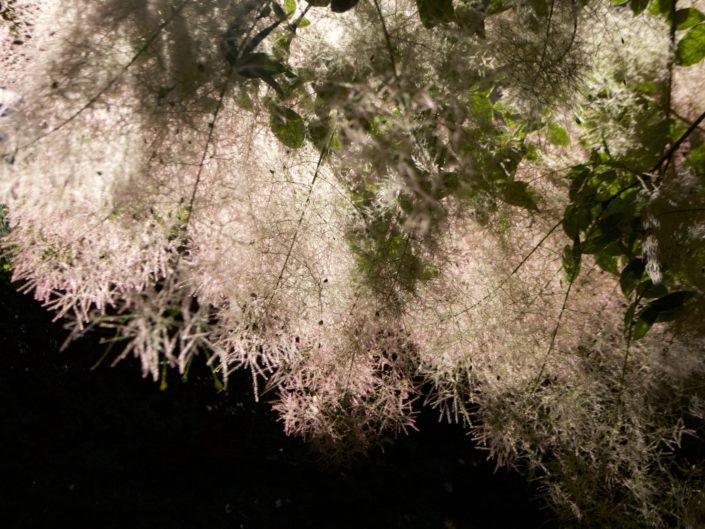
[{"left": 2, "top": 0, "right": 705, "bottom": 525}]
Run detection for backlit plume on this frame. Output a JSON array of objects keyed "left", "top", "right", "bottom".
[{"left": 2, "top": 1, "right": 705, "bottom": 524}]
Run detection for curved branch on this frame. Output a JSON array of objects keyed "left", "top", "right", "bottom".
[{"left": 654, "top": 108, "right": 705, "bottom": 176}]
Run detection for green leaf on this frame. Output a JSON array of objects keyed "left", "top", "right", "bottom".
[
  {"left": 235, "top": 53, "right": 287, "bottom": 77},
  {"left": 562, "top": 204, "right": 591, "bottom": 239},
  {"left": 675, "top": 8, "right": 705, "bottom": 30},
  {"left": 308, "top": 117, "right": 339, "bottom": 152},
  {"left": 284, "top": 0, "right": 297, "bottom": 15},
  {"left": 441, "top": 172, "right": 461, "bottom": 194},
  {"left": 677, "top": 23, "right": 705, "bottom": 66},
  {"left": 595, "top": 252, "right": 619, "bottom": 274},
  {"left": 631, "top": 291, "right": 694, "bottom": 339},
  {"left": 581, "top": 219, "right": 622, "bottom": 254},
  {"left": 636, "top": 279, "right": 669, "bottom": 299},
  {"left": 270, "top": 106, "right": 306, "bottom": 149},
  {"left": 632, "top": 80, "right": 659, "bottom": 95},
  {"left": 455, "top": 5, "right": 486, "bottom": 36},
  {"left": 624, "top": 299, "right": 638, "bottom": 329},
  {"left": 649, "top": 0, "right": 674, "bottom": 17},
  {"left": 272, "top": 33, "right": 292, "bottom": 58},
  {"left": 529, "top": 0, "right": 549, "bottom": 18},
  {"left": 567, "top": 165, "right": 590, "bottom": 201},
  {"left": 331, "top": 0, "right": 359, "bottom": 13},
  {"left": 415, "top": 0, "right": 455, "bottom": 28},
  {"left": 547, "top": 123, "right": 569, "bottom": 147},
  {"left": 630, "top": 0, "right": 649, "bottom": 16},
  {"left": 306, "top": 0, "right": 330, "bottom": 6},
  {"left": 469, "top": 93, "right": 493, "bottom": 125},
  {"left": 233, "top": 87, "right": 255, "bottom": 111},
  {"left": 497, "top": 181, "right": 539, "bottom": 211},
  {"left": 601, "top": 240, "right": 626, "bottom": 257},
  {"left": 687, "top": 140, "right": 705, "bottom": 173},
  {"left": 485, "top": 0, "right": 512, "bottom": 15},
  {"left": 176, "top": 205, "right": 191, "bottom": 223},
  {"left": 420, "top": 262, "right": 440, "bottom": 281},
  {"left": 562, "top": 243, "right": 581, "bottom": 283},
  {"left": 620, "top": 259, "right": 645, "bottom": 297},
  {"left": 631, "top": 318, "right": 652, "bottom": 340},
  {"left": 234, "top": 53, "right": 286, "bottom": 96}
]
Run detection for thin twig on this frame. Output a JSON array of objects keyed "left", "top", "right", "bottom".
[
  {"left": 371, "top": 0, "right": 400, "bottom": 84},
  {"left": 533, "top": 277, "right": 574, "bottom": 389},
  {"left": 269, "top": 130, "right": 335, "bottom": 300},
  {"left": 555, "top": 0, "right": 579, "bottom": 63},
  {"left": 537, "top": 0, "right": 557, "bottom": 72},
  {"left": 183, "top": 66, "right": 234, "bottom": 231},
  {"left": 446, "top": 219, "right": 562, "bottom": 320},
  {"left": 672, "top": 109, "right": 705, "bottom": 133},
  {"left": 654, "top": 109, "right": 705, "bottom": 176},
  {"left": 654, "top": 207, "right": 705, "bottom": 219}
]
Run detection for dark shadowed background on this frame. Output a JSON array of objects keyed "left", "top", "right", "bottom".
[{"left": 0, "top": 272, "right": 553, "bottom": 529}]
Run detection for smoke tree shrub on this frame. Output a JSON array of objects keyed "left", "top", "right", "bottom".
[{"left": 2, "top": 0, "right": 705, "bottom": 525}]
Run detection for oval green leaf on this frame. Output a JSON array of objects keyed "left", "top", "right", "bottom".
[
  {"left": 331, "top": 0, "right": 359, "bottom": 13},
  {"left": 415, "top": 0, "right": 455, "bottom": 28},
  {"left": 496, "top": 181, "right": 539, "bottom": 211},
  {"left": 630, "top": 0, "right": 649, "bottom": 15},
  {"left": 270, "top": 106, "right": 306, "bottom": 149},
  {"left": 562, "top": 243, "right": 582, "bottom": 283},
  {"left": 619, "top": 259, "right": 645, "bottom": 297},
  {"left": 284, "top": 0, "right": 297, "bottom": 16},
  {"left": 675, "top": 8, "right": 705, "bottom": 29},
  {"left": 677, "top": 23, "right": 705, "bottom": 66},
  {"left": 631, "top": 291, "right": 694, "bottom": 340},
  {"left": 547, "top": 123, "right": 570, "bottom": 147},
  {"left": 562, "top": 204, "right": 591, "bottom": 240}
]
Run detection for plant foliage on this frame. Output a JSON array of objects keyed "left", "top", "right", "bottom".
[{"left": 2, "top": 0, "right": 705, "bottom": 526}]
